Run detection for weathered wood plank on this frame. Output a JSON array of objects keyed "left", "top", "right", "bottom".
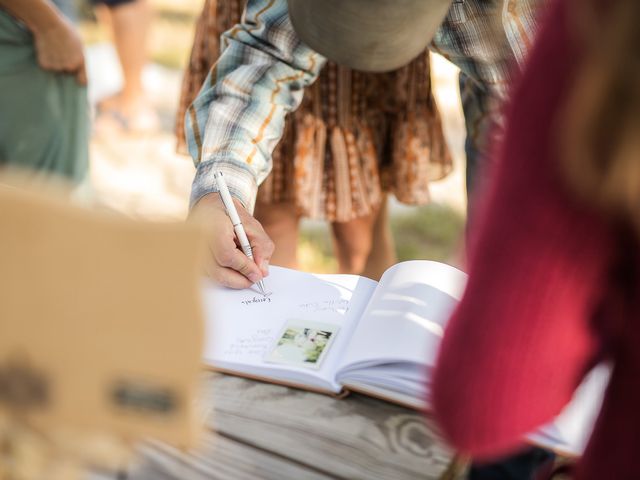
[
  {"left": 206, "top": 373, "right": 452, "bottom": 479},
  {"left": 131, "top": 435, "right": 334, "bottom": 480},
  {"left": 129, "top": 372, "right": 454, "bottom": 480}
]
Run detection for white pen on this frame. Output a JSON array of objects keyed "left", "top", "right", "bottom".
[{"left": 213, "top": 171, "right": 267, "bottom": 295}]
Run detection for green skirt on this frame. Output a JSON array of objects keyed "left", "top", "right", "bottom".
[{"left": 0, "top": 10, "right": 88, "bottom": 182}]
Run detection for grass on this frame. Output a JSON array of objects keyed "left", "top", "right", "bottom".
[
  {"left": 391, "top": 203, "right": 465, "bottom": 264},
  {"left": 298, "top": 224, "right": 337, "bottom": 273},
  {"left": 298, "top": 203, "right": 466, "bottom": 273}
]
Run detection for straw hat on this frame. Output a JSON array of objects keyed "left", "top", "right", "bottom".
[{"left": 287, "top": 0, "right": 453, "bottom": 72}]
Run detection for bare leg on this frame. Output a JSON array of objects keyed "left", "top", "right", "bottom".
[
  {"left": 331, "top": 195, "right": 396, "bottom": 280},
  {"left": 331, "top": 214, "right": 375, "bottom": 275},
  {"left": 254, "top": 201, "right": 301, "bottom": 269},
  {"left": 111, "top": 0, "right": 148, "bottom": 103},
  {"left": 96, "top": 0, "right": 156, "bottom": 131},
  {"left": 361, "top": 195, "right": 397, "bottom": 280}
]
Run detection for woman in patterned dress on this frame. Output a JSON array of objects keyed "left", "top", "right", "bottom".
[{"left": 176, "top": 0, "right": 452, "bottom": 279}]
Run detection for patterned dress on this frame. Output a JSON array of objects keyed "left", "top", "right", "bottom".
[{"left": 176, "top": 0, "right": 452, "bottom": 222}]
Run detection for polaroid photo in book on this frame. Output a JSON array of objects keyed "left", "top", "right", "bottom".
[{"left": 266, "top": 320, "right": 339, "bottom": 370}]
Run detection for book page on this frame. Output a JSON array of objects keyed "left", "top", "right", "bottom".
[
  {"left": 526, "top": 363, "right": 609, "bottom": 456},
  {"left": 336, "top": 261, "right": 467, "bottom": 395},
  {"left": 202, "top": 266, "right": 378, "bottom": 392}
]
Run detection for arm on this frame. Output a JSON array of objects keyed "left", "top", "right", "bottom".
[
  {"left": 432, "top": 0, "right": 544, "bottom": 202},
  {"left": 0, "top": 0, "right": 86, "bottom": 84},
  {"left": 186, "top": 0, "right": 325, "bottom": 211},
  {"left": 185, "top": 0, "right": 325, "bottom": 289}
]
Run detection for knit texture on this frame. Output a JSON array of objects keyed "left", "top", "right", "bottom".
[{"left": 432, "top": 1, "right": 640, "bottom": 478}]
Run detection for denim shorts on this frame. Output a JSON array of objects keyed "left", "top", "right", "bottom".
[{"left": 92, "top": 0, "right": 137, "bottom": 7}]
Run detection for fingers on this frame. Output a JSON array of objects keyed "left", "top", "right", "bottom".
[
  {"left": 33, "top": 21, "right": 86, "bottom": 79},
  {"left": 250, "top": 241, "right": 274, "bottom": 277},
  {"left": 37, "top": 52, "right": 84, "bottom": 77},
  {"left": 205, "top": 262, "right": 253, "bottom": 289},
  {"left": 192, "top": 192, "right": 275, "bottom": 288},
  {"left": 239, "top": 214, "right": 274, "bottom": 277},
  {"left": 75, "top": 60, "right": 88, "bottom": 86},
  {"left": 213, "top": 240, "right": 263, "bottom": 283}
]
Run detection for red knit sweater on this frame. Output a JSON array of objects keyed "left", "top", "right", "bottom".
[{"left": 432, "top": 1, "right": 640, "bottom": 478}]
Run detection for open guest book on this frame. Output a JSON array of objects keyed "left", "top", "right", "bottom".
[
  {"left": 202, "top": 260, "right": 609, "bottom": 457},
  {"left": 203, "top": 261, "right": 462, "bottom": 409}
]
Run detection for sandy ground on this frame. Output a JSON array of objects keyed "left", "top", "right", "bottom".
[{"left": 86, "top": 45, "right": 467, "bottom": 222}]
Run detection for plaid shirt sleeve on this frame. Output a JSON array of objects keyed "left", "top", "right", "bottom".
[
  {"left": 185, "top": 0, "right": 325, "bottom": 211},
  {"left": 433, "top": 0, "right": 541, "bottom": 102},
  {"left": 186, "top": 0, "right": 540, "bottom": 211},
  {"left": 432, "top": 0, "right": 542, "bottom": 163}
]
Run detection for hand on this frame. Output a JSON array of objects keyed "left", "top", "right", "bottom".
[
  {"left": 33, "top": 17, "right": 87, "bottom": 85},
  {"left": 190, "top": 193, "right": 274, "bottom": 289}
]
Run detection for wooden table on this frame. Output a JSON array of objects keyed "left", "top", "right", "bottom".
[{"left": 123, "top": 372, "right": 457, "bottom": 480}]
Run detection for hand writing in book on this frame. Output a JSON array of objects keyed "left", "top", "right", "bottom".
[{"left": 190, "top": 193, "right": 273, "bottom": 288}]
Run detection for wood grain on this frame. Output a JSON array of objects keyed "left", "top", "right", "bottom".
[{"left": 126, "top": 373, "right": 455, "bottom": 479}]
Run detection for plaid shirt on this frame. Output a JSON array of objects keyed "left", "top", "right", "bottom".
[{"left": 186, "top": 0, "right": 540, "bottom": 211}]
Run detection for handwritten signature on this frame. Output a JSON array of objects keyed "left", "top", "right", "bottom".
[
  {"left": 241, "top": 296, "right": 272, "bottom": 306},
  {"left": 297, "top": 299, "right": 350, "bottom": 313}
]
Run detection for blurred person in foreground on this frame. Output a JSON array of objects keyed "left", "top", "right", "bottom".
[
  {"left": 184, "top": 0, "right": 554, "bottom": 478},
  {"left": 432, "top": 0, "right": 640, "bottom": 478},
  {"left": 177, "top": 0, "right": 452, "bottom": 280},
  {"left": 0, "top": 0, "right": 88, "bottom": 181}
]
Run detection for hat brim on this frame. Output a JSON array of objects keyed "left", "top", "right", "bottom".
[{"left": 288, "top": 0, "right": 452, "bottom": 72}]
